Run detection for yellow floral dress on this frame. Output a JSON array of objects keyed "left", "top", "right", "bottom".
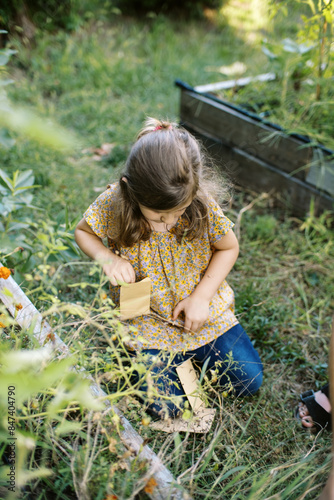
[{"left": 84, "top": 183, "right": 239, "bottom": 351}]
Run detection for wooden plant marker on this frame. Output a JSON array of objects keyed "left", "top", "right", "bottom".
[
  {"left": 176, "top": 359, "right": 205, "bottom": 412},
  {"left": 149, "top": 407, "right": 216, "bottom": 434},
  {"left": 120, "top": 277, "right": 151, "bottom": 320},
  {"left": 0, "top": 265, "right": 191, "bottom": 500},
  {"left": 119, "top": 278, "right": 216, "bottom": 434},
  {"left": 150, "top": 358, "right": 216, "bottom": 434}
]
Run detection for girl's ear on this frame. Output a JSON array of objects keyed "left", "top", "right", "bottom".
[{"left": 121, "top": 176, "right": 128, "bottom": 183}]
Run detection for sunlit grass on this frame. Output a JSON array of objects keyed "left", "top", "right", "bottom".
[
  {"left": 1, "top": 5, "right": 333, "bottom": 499},
  {"left": 219, "top": 0, "right": 270, "bottom": 41}
]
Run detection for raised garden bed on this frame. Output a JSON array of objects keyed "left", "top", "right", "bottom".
[{"left": 175, "top": 79, "right": 334, "bottom": 215}]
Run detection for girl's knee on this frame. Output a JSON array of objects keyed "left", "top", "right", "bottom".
[
  {"left": 244, "top": 368, "right": 263, "bottom": 395},
  {"left": 234, "top": 362, "right": 263, "bottom": 396},
  {"left": 216, "top": 359, "right": 263, "bottom": 397}
]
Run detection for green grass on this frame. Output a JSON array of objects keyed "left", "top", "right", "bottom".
[
  {"left": 1, "top": 2, "right": 334, "bottom": 499},
  {"left": 5, "top": 11, "right": 269, "bottom": 215}
]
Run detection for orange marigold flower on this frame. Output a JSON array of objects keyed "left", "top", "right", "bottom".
[
  {"left": 0, "top": 266, "right": 11, "bottom": 280},
  {"left": 15, "top": 303, "right": 23, "bottom": 311},
  {"left": 0, "top": 314, "right": 6, "bottom": 328},
  {"left": 144, "top": 477, "right": 157, "bottom": 494}
]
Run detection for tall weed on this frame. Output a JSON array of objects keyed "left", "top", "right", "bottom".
[{"left": 1, "top": 7, "right": 333, "bottom": 500}]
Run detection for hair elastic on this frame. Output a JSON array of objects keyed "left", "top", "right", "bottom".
[{"left": 154, "top": 124, "right": 172, "bottom": 131}]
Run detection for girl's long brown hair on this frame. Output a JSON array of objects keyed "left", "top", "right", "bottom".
[{"left": 111, "top": 118, "right": 231, "bottom": 248}]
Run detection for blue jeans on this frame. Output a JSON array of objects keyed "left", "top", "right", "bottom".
[{"left": 135, "top": 323, "right": 263, "bottom": 418}]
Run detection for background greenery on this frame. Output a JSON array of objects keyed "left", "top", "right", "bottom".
[{"left": 0, "top": 0, "right": 333, "bottom": 499}]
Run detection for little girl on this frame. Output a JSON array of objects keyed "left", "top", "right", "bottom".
[{"left": 75, "top": 118, "right": 263, "bottom": 418}]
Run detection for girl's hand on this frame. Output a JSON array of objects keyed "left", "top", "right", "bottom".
[
  {"left": 172, "top": 295, "right": 210, "bottom": 333},
  {"left": 102, "top": 254, "right": 136, "bottom": 286},
  {"left": 74, "top": 219, "right": 136, "bottom": 286}
]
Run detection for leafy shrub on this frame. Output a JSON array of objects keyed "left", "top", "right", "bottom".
[
  {"left": 0, "top": 167, "right": 81, "bottom": 287},
  {"left": 0, "top": 168, "right": 38, "bottom": 254},
  {"left": 115, "top": 0, "right": 222, "bottom": 17},
  {"left": 0, "top": 344, "right": 104, "bottom": 497},
  {"left": 0, "top": 34, "right": 79, "bottom": 278},
  {"left": 0, "top": 0, "right": 76, "bottom": 32}
]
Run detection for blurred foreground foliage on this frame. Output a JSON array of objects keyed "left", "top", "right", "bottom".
[{"left": 0, "top": 2, "right": 334, "bottom": 499}]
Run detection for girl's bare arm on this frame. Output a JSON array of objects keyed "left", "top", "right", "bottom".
[
  {"left": 192, "top": 229, "right": 239, "bottom": 302},
  {"left": 75, "top": 218, "right": 136, "bottom": 285},
  {"left": 172, "top": 229, "right": 239, "bottom": 332}
]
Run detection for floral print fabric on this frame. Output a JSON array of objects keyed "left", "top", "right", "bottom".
[{"left": 84, "top": 183, "right": 238, "bottom": 351}]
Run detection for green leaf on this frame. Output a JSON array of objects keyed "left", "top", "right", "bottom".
[
  {"left": 6, "top": 222, "right": 31, "bottom": 232},
  {"left": 0, "top": 346, "right": 53, "bottom": 374},
  {"left": 14, "top": 169, "right": 35, "bottom": 189},
  {"left": 116, "top": 279, "right": 129, "bottom": 286},
  {"left": 0, "top": 106, "right": 76, "bottom": 151},
  {"left": 0, "top": 168, "right": 14, "bottom": 190},
  {"left": 306, "top": 0, "right": 316, "bottom": 15},
  {"left": 0, "top": 79, "right": 14, "bottom": 86},
  {"left": 182, "top": 409, "right": 192, "bottom": 420},
  {"left": 1, "top": 287, "right": 13, "bottom": 298},
  {"left": 0, "top": 49, "right": 17, "bottom": 66},
  {"left": 324, "top": 8, "right": 333, "bottom": 24},
  {"left": 0, "top": 128, "right": 15, "bottom": 149},
  {"left": 262, "top": 46, "right": 277, "bottom": 60},
  {"left": 131, "top": 362, "right": 147, "bottom": 375},
  {"left": 174, "top": 433, "right": 181, "bottom": 448},
  {"left": 217, "top": 466, "right": 247, "bottom": 483},
  {"left": 54, "top": 420, "right": 83, "bottom": 436},
  {"left": 18, "top": 467, "right": 52, "bottom": 483},
  {"left": 0, "top": 54, "right": 10, "bottom": 66},
  {"left": 199, "top": 356, "right": 211, "bottom": 384},
  {"left": 282, "top": 38, "right": 313, "bottom": 54}
]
